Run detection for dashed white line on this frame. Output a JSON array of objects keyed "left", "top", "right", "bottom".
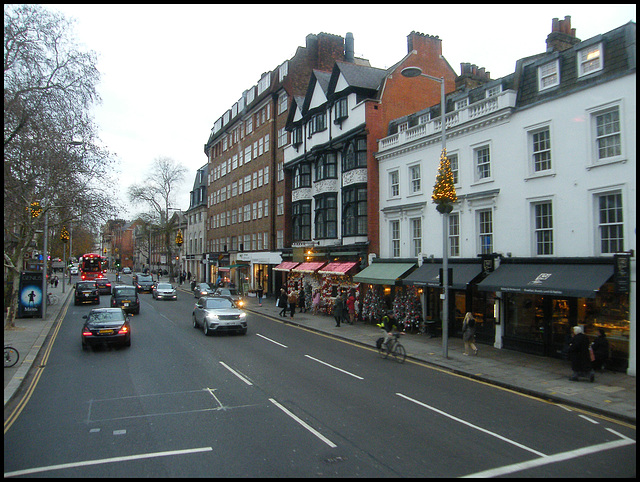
[
  {"left": 269, "top": 398, "right": 337, "bottom": 448},
  {"left": 256, "top": 333, "right": 288, "bottom": 347},
  {"left": 304, "top": 355, "right": 363, "bottom": 380},
  {"left": 219, "top": 361, "right": 253, "bottom": 386},
  {"left": 4, "top": 447, "right": 213, "bottom": 477}
]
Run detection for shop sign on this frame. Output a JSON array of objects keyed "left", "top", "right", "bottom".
[{"left": 614, "top": 254, "right": 630, "bottom": 293}]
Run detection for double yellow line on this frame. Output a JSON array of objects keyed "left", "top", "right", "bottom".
[{"left": 4, "top": 299, "right": 69, "bottom": 433}]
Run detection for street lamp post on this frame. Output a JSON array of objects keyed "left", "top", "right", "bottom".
[{"left": 401, "top": 66, "right": 452, "bottom": 358}]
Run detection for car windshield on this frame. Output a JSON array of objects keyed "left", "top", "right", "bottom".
[
  {"left": 87, "top": 311, "right": 124, "bottom": 323},
  {"left": 204, "top": 298, "right": 235, "bottom": 309},
  {"left": 77, "top": 282, "right": 95, "bottom": 289},
  {"left": 157, "top": 283, "right": 172, "bottom": 289},
  {"left": 199, "top": 283, "right": 215, "bottom": 290},
  {"left": 138, "top": 275, "right": 152, "bottom": 281},
  {"left": 115, "top": 288, "right": 136, "bottom": 297}
]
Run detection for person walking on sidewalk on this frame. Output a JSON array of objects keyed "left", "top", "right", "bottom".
[
  {"left": 568, "top": 325, "right": 595, "bottom": 382},
  {"left": 312, "top": 289, "right": 321, "bottom": 315},
  {"left": 346, "top": 291, "right": 356, "bottom": 324},
  {"left": 257, "top": 285, "right": 264, "bottom": 306},
  {"left": 333, "top": 292, "right": 344, "bottom": 327},
  {"left": 288, "top": 289, "right": 298, "bottom": 318},
  {"left": 278, "top": 289, "right": 288, "bottom": 317},
  {"left": 298, "top": 285, "right": 306, "bottom": 313},
  {"left": 462, "top": 312, "right": 478, "bottom": 356},
  {"left": 591, "top": 328, "right": 609, "bottom": 372}
]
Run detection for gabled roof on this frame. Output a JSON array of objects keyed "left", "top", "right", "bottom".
[
  {"left": 285, "top": 95, "right": 306, "bottom": 128},
  {"left": 301, "top": 70, "right": 333, "bottom": 114},
  {"left": 328, "top": 61, "right": 389, "bottom": 98}
]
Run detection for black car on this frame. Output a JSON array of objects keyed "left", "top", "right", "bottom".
[
  {"left": 135, "top": 273, "right": 155, "bottom": 293},
  {"left": 74, "top": 280, "right": 99, "bottom": 305},
  {"left": 193, "top": 282, "right": 216, "bottom": 298},
  {"left": 81, "top": 307, "right": 131, "bottom": 350},
  {"left": 110, "top": 285, "right": 140, "bottom": 314},
  {"left": 95, "top": 277, "right": 112, "bottom": 295}
]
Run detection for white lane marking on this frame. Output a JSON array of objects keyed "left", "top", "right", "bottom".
[
  {"left": 304, "top": 355, "right": 363, "bottom": 380},
  {"left": 396, "top": 393, "right": 547, "bottom": 457},
  {"left": 205, "top": 388, "right": 225, "bottom": 410},
  {"left": 578, "top": 414, "right": 599, "bottom": 424},
  {"left": 269, "top": 398, "right": 337, "bottom": 448},
  {"left": 219, "top": 361, "right": 253, "bottom": 386},
  {"left": 462, "top": 435, "right": 635, "bottom": 478},
  {"left": 256, "top": 333, "right": 288, "bottom": 348},
  {"left": 3, "top": 446, "right": 213, "bottom": 478}
]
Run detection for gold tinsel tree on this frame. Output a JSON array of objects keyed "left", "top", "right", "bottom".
[{"left": 432, "top": 149, "right": 458, "bottom": 212}]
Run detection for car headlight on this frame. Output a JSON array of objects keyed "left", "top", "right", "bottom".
[
  {"left": 239, "top": 312, "right": 247, "bottom": 319},
  {"left": 206, "top": 313, "right": 219, "bottom": 320}
]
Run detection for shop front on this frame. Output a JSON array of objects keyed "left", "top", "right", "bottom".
[
  {"left": 477, "top": 260, "right": 629, "bottom": 371},
  {"left": 352, "top": 261, "right": 415, "bottom": 324},
  {"left": 401, "top": 261, "right": 491, "bottom": 340}
]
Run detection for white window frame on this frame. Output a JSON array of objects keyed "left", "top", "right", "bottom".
[
  {"left": 448, "top": 212, "right": 460, "bottom": 257},
  {"left": 410, "top": 217, "right": 422, "bottom": 257},
  {"left": 472, "top": 143, "right": 492, "bottom": 183},
  {"left": 278, "top": 92, "right": 288, "bottom": 115},
  {"left": 531, "top": 200, "right": 554, "bottom": 256},
  {"left": 389, "top": 170, "right": 400, "bottom": 198},
  {"left": 578, "top": 42, "right": 603, "bottom": 77},
  {"left": 408, "top": 164, "right": 421, "bottom": 195},
  {"left": 538, "top": 60, "right": 560, "bottom": 91},
  {"left": 390, "top": 220, "right": 400, "bottom": 258},
  {"left": 593, "top": 189, "right": 624, "bottom": 255},
  {"left": 477, "top": 209, "right": 493, "bottom": 255},
  {"left": 587, "top": 103, "right": 624, "bottom": 167}
]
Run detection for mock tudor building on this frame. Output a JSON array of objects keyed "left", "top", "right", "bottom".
[
  {"left": 281, "top": 32, "right": 457, "bottom": 311},
  {"left": 376, "top": 19, "right": 636, "bottom": 374}
]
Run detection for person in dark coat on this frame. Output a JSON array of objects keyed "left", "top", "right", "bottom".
[
  {"left": 278, "top": 289, "right": 288, "bottom": 317},
  {"left": 333, "top": 293, "right": 344, "bottom": 327},
  {"left": 591, "top": 328, "right": 609, "bottom": 372},
  {"left": 568, "top": 325, "right": 594, "bottom": 382},
  {"left": 298, "top": 285, "right": 306, "bottom": 313}
]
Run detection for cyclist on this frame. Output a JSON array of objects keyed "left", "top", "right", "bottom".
[{"left": 377, "top": 311, "right": 400, "bottom": 352}]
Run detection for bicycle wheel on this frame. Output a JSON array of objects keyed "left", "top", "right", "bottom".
[
  {"left": 392, "top": 343, "right": 406, "bottom": 364},
  {"left": 378, "top": 342, "right": 389, "bottom": 359},
  {"left": 4, "top": 347, "right": 20, "bottom": 368}
]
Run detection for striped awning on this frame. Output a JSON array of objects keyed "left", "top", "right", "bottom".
[
  {"left": 292, "top": 262, "right": 326, "bottom": 273},
  {"left": 273, "top": 262, "right": 299, "bottom": 272},
  {"left": 318, "top": 261, "right": 358, "bottom": 275}
]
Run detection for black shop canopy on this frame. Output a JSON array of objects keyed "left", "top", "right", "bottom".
[
  {"left": 402, "top": 262, "right": 483, "bottom": 289},
  {"left": 477, "top": 263, "right": 614, "bottom": 298}
]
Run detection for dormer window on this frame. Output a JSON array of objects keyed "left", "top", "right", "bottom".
[
  {"left": 418, "top": 113, "right": 430, "bottom": 124},
  {"left": 455, "top": 99, "right": 468, "bottom": 110},
  {"left": 398, "top": 122, "right": 408, "bottom": 133},
  {"left": 538, "top": 60, "right": 559, "bottom": 91},
  {"left": 486, "top": 85, "right": 501, "bottom": 97},
  {"left": 578, "top": 43, "right": 603, "bottom": 77}
]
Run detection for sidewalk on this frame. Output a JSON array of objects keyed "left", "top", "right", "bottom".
[
  {"left": 4, "top": 278, "right": 73, "bottom": 406},
  {"left": 241, "top": 293, "right": 636, "bottom": 425},
  {"left": 5, "top": 283, "right": 635, "bottom": 425}
]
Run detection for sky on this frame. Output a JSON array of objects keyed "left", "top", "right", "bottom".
[{"left": 46, "top": 4, "right": 636, "bottom": 219}]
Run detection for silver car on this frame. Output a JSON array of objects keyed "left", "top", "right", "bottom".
[
  {"left": 153, "top": 282, "right": 177, "bottom": 300},
  {"left": 192, "top": 297, "right": 247, "bottom": 335}
]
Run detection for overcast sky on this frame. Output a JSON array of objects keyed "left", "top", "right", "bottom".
[{"left": 46, "top": 4, "right": 636, "bottom": 219}]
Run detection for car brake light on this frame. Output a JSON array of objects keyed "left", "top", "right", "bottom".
[
  {"left": 118, "top": 326, "right": 129, "bottom": 334},
  {"left": 82, "top": 330, "right": 93, "bottom": 337}
]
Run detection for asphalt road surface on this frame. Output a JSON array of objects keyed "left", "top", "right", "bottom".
[{"left": 4, "top": 277, "right": 636, "bottom": 477}]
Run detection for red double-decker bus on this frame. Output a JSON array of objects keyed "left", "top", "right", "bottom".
[{"left": 80, "top": 253, "right": 106, "bottom": 280}]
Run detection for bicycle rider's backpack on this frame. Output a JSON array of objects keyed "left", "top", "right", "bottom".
[{"left": 376, "top": 337, "right": 384, "bottom": 349}]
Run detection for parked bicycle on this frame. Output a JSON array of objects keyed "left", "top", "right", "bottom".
[
  {"left": 47, "top": 292, "right": 59, "bottom": 306},
  {"left": 377, "top": 332, "right": 406, "bottom": 363},
  {"left": 4, "top": 345, "right": 20, "bottom": 368}
]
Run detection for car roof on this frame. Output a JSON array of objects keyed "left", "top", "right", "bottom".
[{"left": 113, "top": 285, "right": 136, "bottom": 290}]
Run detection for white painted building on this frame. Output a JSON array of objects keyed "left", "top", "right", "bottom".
[{"left": 376, "top": 21, "right": 636, "bottom": 375}]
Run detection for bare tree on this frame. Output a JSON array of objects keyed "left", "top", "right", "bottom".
[
  {"left": 128, "top": 156, "right": 187, "bottom": 281},
  {"left": 4, "top": 5, "right": 119, "bottom": 326}
]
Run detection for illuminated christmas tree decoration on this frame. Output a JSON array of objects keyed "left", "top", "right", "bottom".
[{"left": 432, "top": 149, "right": 458, "bottom": 210}]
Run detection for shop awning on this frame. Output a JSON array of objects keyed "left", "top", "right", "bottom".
[
  {"left": 273, "top": 261, "right": 299, "bottom": 272},
  {"left": 477, "top": 263, "right": 614, "bottom": 298},
  {"left": 229, "top": 263, "right": 249, "bottom": 269},
  {"left": 352, "top": 263, "right": 415, "bottom": 285},
  {"left": 402, "top": 263, "right": 482, "bottom": 289},
  {"left": 318, "top": 261, "right": 358, "bottom": 276},
  {"left": 292, "top": 261, "right": 327, "bottom": 273}
]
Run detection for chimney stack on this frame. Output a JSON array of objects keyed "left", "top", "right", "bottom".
[
  {"left": 546, "top": 16, "right": 581, "bottom": 52},
  {"left": 345, "top": 32, "right": 354, "bottom": 63},
  {"left": 455, "top": 62, "right": 492, "bottom": 90}
]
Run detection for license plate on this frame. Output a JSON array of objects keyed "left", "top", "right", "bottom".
[
  {"left": 99, "top": 329, "right": 114, "bottom": 334},
  {"left": 84, "top": 293, "right": 91, "bottom": 297},
  {"left": 123, "top": 301, "right": 129, "bottom": 306}
]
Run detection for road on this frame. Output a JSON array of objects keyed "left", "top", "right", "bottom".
[{"left": 4, "top": 276, "right": 636, "bottom": 477}]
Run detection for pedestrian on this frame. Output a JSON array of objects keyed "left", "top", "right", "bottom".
[
  {"left": 333, "top": 292, "right": 344, "bottom": 327},
  {"left": 591, "top": 328, "right": 609, "bottom": 372},
  {"left": 298, "top": 285, "right": 306, "bottom": 313},
  {"left": 54, "top": 276, "right": 59, "bottom": 288},
  {"left": 257, "top": 284, "right": 264, "bottom": 306},
  {"left": 312, "top": 289, "right": 321, "bottom": 315},
  {"left": 346, "top": 291, "right": 356, "bottom": 324},
  {"left": 278, "top": 289, "right": 288, "bottom": 317},
  {"left": 187, "top": 271, "right": 192, "bottom": 281},
  {"left": 568, "top": 325, "right": 595, "bottom": 382},
  {"left": 288, "top": 290, "right": 298, "bottom": 318},
  {"left": 354, "top": 294, "right": 360, "bottom": 322},
  {"left": 462, "top": 312, "right": 478, "bottom": 356}
]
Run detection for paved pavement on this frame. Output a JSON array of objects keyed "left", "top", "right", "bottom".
[{"left": 5, "top": 280, "right": 636, "bottom": 425}]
